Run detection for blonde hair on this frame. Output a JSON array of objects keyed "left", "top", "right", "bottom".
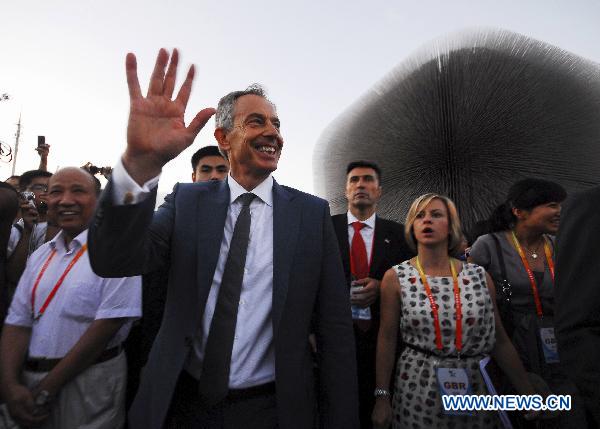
[{"left": 404, "top": 193, "right": 463, "bottom": 254}]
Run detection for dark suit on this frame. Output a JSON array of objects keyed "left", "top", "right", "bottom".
[
  {"left": 555, "top": 187, "right": 600, "bottom": 428},
  {"left": 88, "top": 179, "right": 359, "bottom": 429},
  {"left": 331, "top": 214, "right": 412, "bottom": 429}
]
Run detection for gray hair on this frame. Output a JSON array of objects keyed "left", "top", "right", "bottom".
[{"left": 215, "top": 84, "right": 274, "bottom": 132}]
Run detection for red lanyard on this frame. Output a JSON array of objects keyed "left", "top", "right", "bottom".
[
  {"left": 510, "top": 231, "right": 554, "bottom": 318},
  {"left": 415, "top": 257, "right": 462, "bottom": 354},
  {"left": 30, "top": 244, "right": 88, "bottom": 320}
]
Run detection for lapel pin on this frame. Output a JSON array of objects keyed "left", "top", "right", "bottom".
[{"left": 384, "top": 238, "right": 390, "bottom": 244}]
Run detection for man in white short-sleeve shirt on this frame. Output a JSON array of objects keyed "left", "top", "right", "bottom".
[{"left": 0, "top": 167, "right": 141, "bottom": 429}]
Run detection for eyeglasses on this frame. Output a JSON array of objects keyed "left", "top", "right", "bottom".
[{"left": 28, "top": 184, "right": 48, "bottom": 192}]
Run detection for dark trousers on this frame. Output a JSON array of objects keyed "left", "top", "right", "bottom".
[
  {"left": 165, "top": 371, "right": 278, "bottom": 429},
  {"left": 355, "top": 328, "right": 376, "bottom": 429}
]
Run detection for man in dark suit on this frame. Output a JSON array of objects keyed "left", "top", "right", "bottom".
[
  {"left": 87, "top": 48, "right": 358, "bottom": 429},
  {"left": 555, "top": 187, "right": 600, "bottom": 428},
  {"left": 331, "top": 160, "right": 412, "bottom": 428}
]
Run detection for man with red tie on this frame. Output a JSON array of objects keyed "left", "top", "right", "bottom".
[{"left": 331, "top": 160, "right": 412, "bottom": 429}]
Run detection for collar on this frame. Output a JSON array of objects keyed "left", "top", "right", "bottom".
[
  {"left": 49, "top": 229, "right": 88, "bottom": 253},
  {"left": 347, "top": 210, "right": 376, "bottom": 229},
  {"left": 227, "top": 173, "right": 274, "bottom": 207}
]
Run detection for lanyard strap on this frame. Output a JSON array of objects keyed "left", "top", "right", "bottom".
[
  {"left": 30, "top": 244, "right": 88, "bottom": 320},
  {"left": 510, "top": 231, "right": 554, "bottom": 318},
  {"left": 415, "top": 257, "right": 462, "bottom": 353}
]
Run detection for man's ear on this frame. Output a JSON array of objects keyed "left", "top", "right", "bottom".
[
  {"left": 214, "top": 128, "right": 229, "bottom": 154},
  {"left": 191, "top": 172, "right": 196, "bottom": 182}
]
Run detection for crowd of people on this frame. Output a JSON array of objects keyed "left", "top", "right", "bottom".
[{"left": 0, "top": 47, "right": 599, "bottom": 429}]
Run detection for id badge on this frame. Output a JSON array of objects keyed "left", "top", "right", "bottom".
[
  {"left": 539, "top": 327, "right": 560, "bottom": 364},
  {"left": 350, "top": 285, "right": 372, "bottom": 320},
  {"left": 351, "top": 305, "right": 372, "bottom": 320},
  {"left": 436, "top": 367, "right": 473, "bottom": 416}
]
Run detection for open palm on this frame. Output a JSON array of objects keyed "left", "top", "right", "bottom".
[{"left": 124, "top": 49, "right": 215, "bottom": 184}]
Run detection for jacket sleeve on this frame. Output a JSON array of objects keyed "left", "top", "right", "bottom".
[
  {"left": 315, "top": 202, "right": 360, "bottom": 428},
  {"left": 88, "top": 179, "right": 176, "bottom": 278}
]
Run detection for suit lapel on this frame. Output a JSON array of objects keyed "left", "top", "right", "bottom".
[
  {"left": 333, "top": 214, "right": 351, "bottom": 283},
  {"left": 370, "top": 216, "right": 387, "bottom": 277},
  {"left": 195, "top": 181, "right": 229, "bottom": 311},
  {"left": 272, "top": 180, "right": 300, "bottom": 337}
]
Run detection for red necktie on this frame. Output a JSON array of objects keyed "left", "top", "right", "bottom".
[
  {"left": 351, "top": 222, "right": 369, "bottom": 279},
  {"left": 351, "top": 222, "right": 372, "bottom": 331}
]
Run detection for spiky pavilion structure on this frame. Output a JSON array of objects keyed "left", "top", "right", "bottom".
[{"left": 314, "top": 28, "right": 600, "bottom": 235}]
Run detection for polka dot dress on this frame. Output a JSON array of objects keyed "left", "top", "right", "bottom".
[{"left": 392, "top": 261, "right": 500, "bottom": 428}]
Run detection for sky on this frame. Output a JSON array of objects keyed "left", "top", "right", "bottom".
[{"left": 1, "top": 0, "right": 599, "bottom": 197}]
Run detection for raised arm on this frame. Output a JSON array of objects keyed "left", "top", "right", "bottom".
[{"left": 89, "top": 49, "right": 215, "bottom": 278}]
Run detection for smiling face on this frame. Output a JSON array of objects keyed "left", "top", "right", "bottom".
[
  {"left": 514, "top": 202, "right": 562, "bottom": 235},
  {"left": 215, "top": 94, "right": 283, "bottom": 184},
  {"left": 47, "top": 168, "right": 98, "bottom": 240},
  {"left": 412, "top": 198, "right": 450, "bottom": 248},
  {"left": 345, "top": 167, "right": 381, "bottom": 211}
]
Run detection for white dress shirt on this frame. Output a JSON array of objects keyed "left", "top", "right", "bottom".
[
  {"left": 5, "top": 229, "right": 142, "bottom": 358},
  {"left": 347, "top": 210, "right": 376, "bottom": 265},
  {"left": 110, "top": 159, "right": 275, "bottom": 388}
]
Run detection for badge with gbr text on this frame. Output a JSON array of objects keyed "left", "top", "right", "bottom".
[{"left": 436, "top": 367, "right": 473, "bottom": 416}]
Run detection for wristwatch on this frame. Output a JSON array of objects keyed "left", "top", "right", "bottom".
[
  {"left": 34, "top": 390, "right": 51, "bottom": 407},
  {"left": 373, "top": 388, "right": 390, "bottom": 398}
]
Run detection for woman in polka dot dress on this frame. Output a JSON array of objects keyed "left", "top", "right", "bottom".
[{"left": 372, "top": 194, "right": 538, "bottom": 429}]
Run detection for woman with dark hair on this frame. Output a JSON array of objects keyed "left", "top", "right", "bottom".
[
  {"left": 372, "top": 193, "right": 537, "bottom": 429},
  {"left": 470, "top": 178, "right": 585, "bottom": 427}
]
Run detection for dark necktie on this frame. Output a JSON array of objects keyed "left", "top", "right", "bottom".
[
  {"left": 198, "top": 192, "right": 256, "bottom": 406},
  {"left": 351, "top": 221, "right": 371, "bottom": 331}
]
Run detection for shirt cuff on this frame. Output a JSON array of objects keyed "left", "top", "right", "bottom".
[{"left": 111, "top": 157, "right": 161, "bottom": 205}]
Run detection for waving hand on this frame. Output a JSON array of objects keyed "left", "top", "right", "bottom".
[{"left": 122, "top": 48, "right": 216, "bottom": 185}]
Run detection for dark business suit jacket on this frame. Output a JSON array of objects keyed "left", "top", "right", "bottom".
[
  {"left": 88, "top": 179, "right": 359, "bottom": 429},
  {"left": 331, "top": 213, "right": 412, "bottom": 428},
  {"left": 555, "top": 187, "right": 600, "bottom": 427}
]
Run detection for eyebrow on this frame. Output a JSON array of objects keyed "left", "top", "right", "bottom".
[
  {"left": 246, "top": 113, "right": 280, "bottom": 125},
  {"left": 200, "top": 163, "right": 228, "bottom": 168}
]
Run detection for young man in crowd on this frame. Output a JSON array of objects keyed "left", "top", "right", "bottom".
[
  {"left": 0, "top": 167, "right": 141, "bottom": 428},
  {"left": 191, "top": 145, "right": 230, "bottom": 182},
  {"left": 6, "top": 170, "right": 59, "bottom": 306},
  {"left": 331, "top": 160, "right": 412, "bottom": 428}
]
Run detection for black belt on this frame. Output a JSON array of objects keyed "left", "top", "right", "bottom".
[
  {"left": 25, "top": 345, "right": 122, "bottom": 372},
  {"left": 180, "top": 370, "right": 275, "bottom": 402},
  {"left": 404, "top": 343, "right": 485, "bottom": 359},
  {"left": 227, "top": 382, "right": 276, "bottom": 401}
]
